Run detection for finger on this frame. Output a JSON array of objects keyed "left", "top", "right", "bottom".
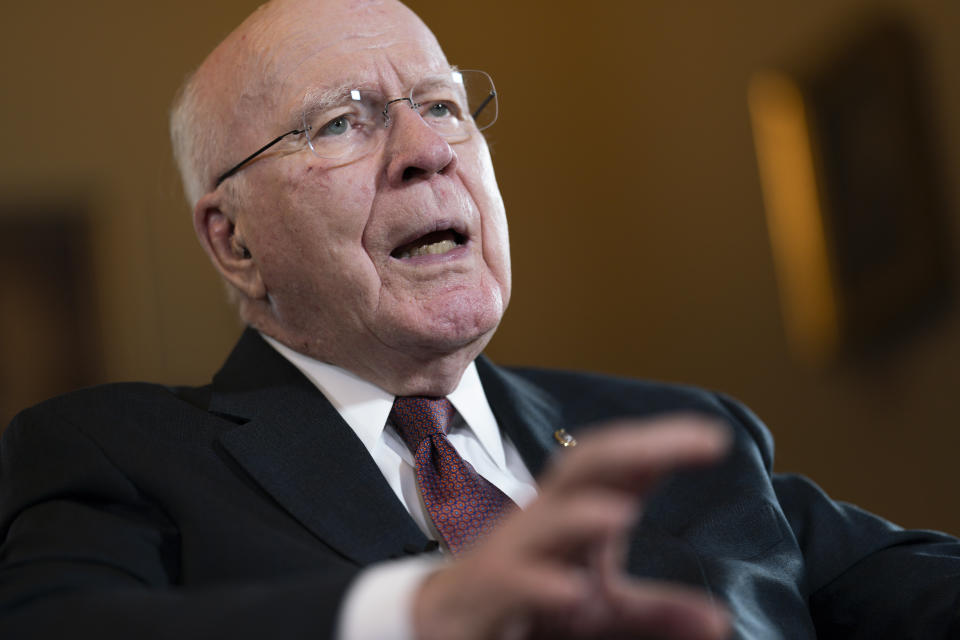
[
  {"left": 503, "top": 491, "right": 639, "bottom": 558},
  {"left": 542, "top": 416, "right": 731, "bottom": 496},
  {"left": 593, "top": 525, "right": 629, "bottom": 591},
  {"left": 524, "top": 576, "right": 730, "bottom": 640},
  {"left": 606, "top": 578, "right": 732, "bottom": 640},
  {"left": 417, "top": 536, "right": 627, "bottom": 640},
  {"left": 549, "top": 529, "right": 632, "bottom": 637},
  {"left": 439, "top": 493, "right": 639, "bottom": 616}
]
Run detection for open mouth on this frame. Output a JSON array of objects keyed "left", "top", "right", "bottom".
[{"left": 391, "top": 229, "right": 466, "bottom": 259}]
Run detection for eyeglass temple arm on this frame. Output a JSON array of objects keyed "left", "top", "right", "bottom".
[
  {"left": 215, "top": 129, "right": 305, "bottom": 187},
  {"left": 472, "top": 90, "right": 496, "bottom": 121}
]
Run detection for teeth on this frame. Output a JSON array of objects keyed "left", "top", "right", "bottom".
[{"left": 398, "top": 239, "right": 458, "bottom": 259}]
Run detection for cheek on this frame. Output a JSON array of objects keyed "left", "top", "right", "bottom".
[
  {"left": 250, "top": 167, "right": 376, "bottom": 281},
  {"left": 284, "top": 163, "right": 375, "bottom": 240},
  {"left": 462, "top": 143, "right": 511, "bottom": 282}
]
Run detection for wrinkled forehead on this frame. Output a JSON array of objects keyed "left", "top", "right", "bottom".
[{"left": 254, "top": 0, "right": 450, "bottom": 116}]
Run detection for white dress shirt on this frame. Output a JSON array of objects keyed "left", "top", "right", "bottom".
[{"left": 261, "top": 335, "right": 539, "bottom": 638}]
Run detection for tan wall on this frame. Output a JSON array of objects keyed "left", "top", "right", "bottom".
[{"left": 2, "top": 0, "right": 959, "bottom": 535}]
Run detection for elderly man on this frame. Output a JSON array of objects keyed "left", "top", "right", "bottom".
[{"left": 2, "top": 1, "right": 959, "bottom": 638}]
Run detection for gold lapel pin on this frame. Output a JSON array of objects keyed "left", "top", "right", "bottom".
[{"left": 553, "top": 428, "right": 577, "bottom": 448}]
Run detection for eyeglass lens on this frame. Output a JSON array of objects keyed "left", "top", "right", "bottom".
[{"left": 301, "top": 69, "right": 497, "bottom": 162}]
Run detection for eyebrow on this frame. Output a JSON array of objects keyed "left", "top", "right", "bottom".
[
  {"left": 296, "top": 84, "right": 353, "bottom": 118},
  {"left": 293, "top": 67, "right": 459, "bottom": 121}
]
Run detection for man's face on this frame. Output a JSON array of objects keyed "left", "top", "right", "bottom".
[{"left": 221, "top": 0, "right": 510, "bottom": 387}]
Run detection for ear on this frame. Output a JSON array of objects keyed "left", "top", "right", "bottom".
[{"left": 193, "top": 191, "right": 266, "bottom": 300}]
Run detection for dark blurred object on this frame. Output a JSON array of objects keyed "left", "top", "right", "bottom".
[
  {"left": 0, "top": 205, "right": 102, "bottom": 430},
  {"left": 749, "top": 14, "right": 953, "bottom": 366}
]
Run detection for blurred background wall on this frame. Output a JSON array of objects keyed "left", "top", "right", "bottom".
[{"left": 1, "top": 0, "right": 958, "bottom": 535}]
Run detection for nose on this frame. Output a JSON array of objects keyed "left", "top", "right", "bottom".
[{"left": 383, "top": 103, "right": 457, "bottom": 186}]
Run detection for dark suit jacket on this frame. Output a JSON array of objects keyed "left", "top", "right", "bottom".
[{"left": 1, "top": 329, "right": 958, "bottom": 639}]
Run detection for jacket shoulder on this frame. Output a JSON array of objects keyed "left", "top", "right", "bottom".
[
  {"left": 5, "top": 381, "right": 216, "bottom": 447},
  {"left": 14, "top": 381, "right": 210, "bottom": 419},
  {"left": 499, "top": 365, "right": 775, "bottom": 471},
  {"left": 503, "top": 365, "right": 723, "bottom": 416}
]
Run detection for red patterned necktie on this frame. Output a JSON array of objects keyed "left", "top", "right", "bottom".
[{"left": 390, "top": 396, "right": 515, "bottom": 555}]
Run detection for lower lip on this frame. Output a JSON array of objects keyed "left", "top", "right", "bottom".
[{"left": 390, "top": 242, "right": 471, "bottom": 265}]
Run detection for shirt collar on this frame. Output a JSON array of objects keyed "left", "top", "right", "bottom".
[{"left": 260, "top": 333, "right": 508, "bottom": 470}]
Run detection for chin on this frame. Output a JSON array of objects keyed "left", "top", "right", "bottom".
[
  {"left": 413, "top": 311, "right": 500, "bottom": 356},
  {"left": 393, "top": 289, "right": 505, "bottom": 358}
]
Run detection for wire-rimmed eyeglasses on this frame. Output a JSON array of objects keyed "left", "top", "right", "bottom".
[{"left": 214, "top": 69, "right": 497, "bottom": 187}]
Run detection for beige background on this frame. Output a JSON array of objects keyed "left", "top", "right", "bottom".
[{"left": 2, "top": 1, "right": 959, "bottom": 535}]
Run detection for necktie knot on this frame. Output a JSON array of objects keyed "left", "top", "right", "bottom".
[{"left": 390, "top": 396, "right": 456, "bottom": 454}]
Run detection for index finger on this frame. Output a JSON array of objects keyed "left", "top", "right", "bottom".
[{"left": 541, "top": 414, "right": 731, "bottom": 497}]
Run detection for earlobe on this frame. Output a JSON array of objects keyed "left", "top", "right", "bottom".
[{"left": 193, "top": 192, "right": 266, "bottom": 299}]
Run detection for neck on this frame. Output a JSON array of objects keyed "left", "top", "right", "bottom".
[
  {"left": 356, "top": 347, "right": 482, "bottom": 397},
  {"left": 253, "top": 322, "right": 491, "bottom": 397}
]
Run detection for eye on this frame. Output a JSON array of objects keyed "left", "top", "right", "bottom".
[
  {"left": 322, "top": 115, "right": 351, "bottom": 136},
  {"left": 425, "top": 102, "right": 453, "bottom": 119}
]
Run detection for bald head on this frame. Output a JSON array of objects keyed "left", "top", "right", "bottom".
[
  {"left": 173, "top": 0, "right": 508, "bottom": 394},
  {"left": 170, "top": 0, "right": 441, "bottom": 207}
]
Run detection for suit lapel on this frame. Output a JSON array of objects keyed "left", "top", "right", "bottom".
[
  {"left": 475, "top": 357, "right": 563, "bottom": 480},
  {"left": 210, "top": 329, "right": 428, "bottom": 566},
  {"left": 205, "top": 334, "right": 574, "bottom": 565}
]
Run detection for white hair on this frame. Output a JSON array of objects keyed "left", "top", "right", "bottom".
[
  {"left": 170, "top": 70, "right": 223, "bottom": 209},
  {"left": 169, "top": 67, "right": 247, "bottom": 308}
]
